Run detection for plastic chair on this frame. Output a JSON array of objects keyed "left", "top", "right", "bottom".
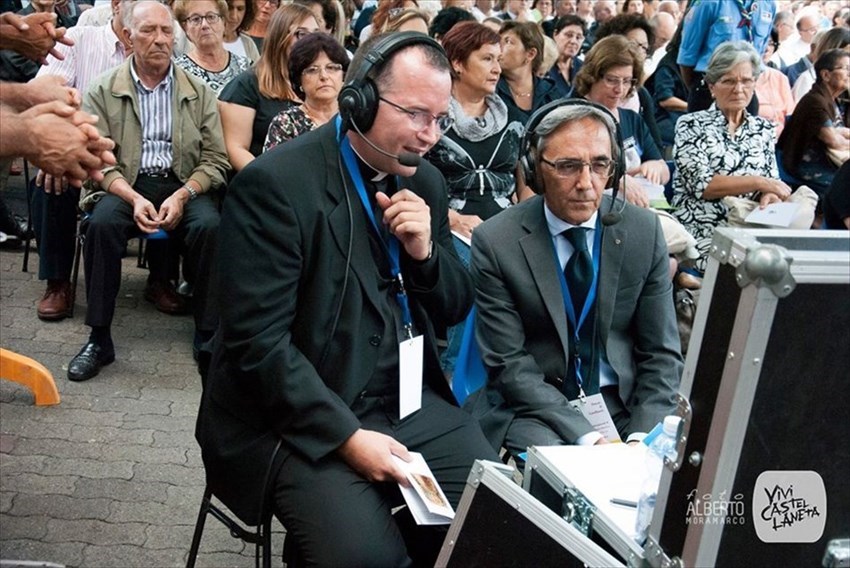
[
  {"left": 451, "top": 307, "right": 487, "bottom": 406},
  {"left": 775, "top": 149, "right": 806, "bottom": 189}
]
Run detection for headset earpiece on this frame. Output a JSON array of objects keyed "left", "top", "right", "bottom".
[{"left": 338, "top": 31, "right": 444, "bottom": 134}]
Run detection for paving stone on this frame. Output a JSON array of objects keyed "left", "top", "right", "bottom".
[
  {"left": 170, "top": 397, "right": 201, "bottom": 418},
  {"left": 0, "top": 454, "right": 46, "bottom": 475},
  {"left": 69, "top": 424, "right": 154, "bottom": 446},
  {"left": 102, "top": 444, "right": 187, "bottom": 465},
  {"left": 72, "top": 478, "right": 170, "bottom": 504},
  {"left": 0, "top": 515, "right": 50, "bottom": 540},
  {"left": 8, "top": 495, "right": 111, "bottom": 520},
  {"left": 82, "top": 544, "right": 185, "bottom": 568},
  {"left": 0, "top": 474, "right": 77, "bottom": 496},
  {"left": 132, "top": 463, "right": 203, "bottom": 487},
  {"left": 45, "top": 457, "right": 135, "bottom": 480},
  {"left": 9, "top": 437, "right": 103, "bottom": 461},
  {"left": 122, "top": 413, "right": 197, "bottom": 433},
  {"left": 0, "top": 433, "right": 17, "bottom": 453},
  {"left": 17, "top": 407, "right": 125, "bottom": 428},
  {"left": 44, "top": 518, "right": 147, "bottom": 546},
  {"left": 144, "top": 523, "right": 246, "bottom": 553},
  {"left": 0, "top": 539, "right": 85, "bottom": 567},
  {"left": 152, "top": 430, "right": 195, "bottom": 449},
  {"left": 90, "top": 396, "right": 171, "bottom": 415},
  {"left": 0, "top": 491, "right": 14, "bottom": 513}
]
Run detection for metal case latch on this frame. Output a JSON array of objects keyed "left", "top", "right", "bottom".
[{"left": 560, "top": 486, "right": 595, "bottom": 536}]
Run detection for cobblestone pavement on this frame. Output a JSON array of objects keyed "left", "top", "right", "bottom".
[{"left": 0, "top": 244, "right": 286, "bottom": 567}]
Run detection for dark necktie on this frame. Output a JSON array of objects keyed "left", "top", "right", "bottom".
[
  {"left": 563, "top": 228, "right": 592, "bottom": 317},
  {"left": 562, "top": 227, "right": 598, "bottom": 399}
]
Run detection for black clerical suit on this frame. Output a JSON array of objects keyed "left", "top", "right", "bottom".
[{"left": 196, "top": 121, "right": 498, "bottom": 566}]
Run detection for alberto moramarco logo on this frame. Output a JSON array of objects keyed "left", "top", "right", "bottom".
[
  {"left": 753, "top": 471, "right": 827, "bottom": 543},
  {"left": 685, "top": 489, "right": 746, "bottom": 526}
]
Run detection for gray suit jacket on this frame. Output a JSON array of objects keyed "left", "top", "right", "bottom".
[{"left": 466, "top": 195, "right": 683, "bottom": 449}]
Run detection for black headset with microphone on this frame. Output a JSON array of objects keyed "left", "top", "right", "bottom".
[
  {"left": 337, "top": 31, "right": 447, "bottom": 168},
  {"left": 519, "top": 98, "right": 628, "bottom": 226}
]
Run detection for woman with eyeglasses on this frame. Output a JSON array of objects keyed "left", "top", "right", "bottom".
[
  {"left": 496, "top": 20, "right": 560, "bottom": 123},
  {"left": 672, "top": 42, "right": 801, "bottom": 274},
  {"left": 358, "top": 0, "right": 419, "bottom": 43},
  {"left": 422, "top": 22, "right": 525, "bottom": 372},
  {"left": 592, "top": 13, "right": 662, "bottom": 150},
  {"left": 219, "top": 4, "right": 320, "bottom": 171},
  {"left": 223, "top": 0, "right": 262, "bottom": 62},
  {"left": 245, "top": 0, "right": 280, "bottom": 50},
  {"left": 547, "top": 14, "right": 586, "bottom": 96},
  {"left": 575, "top": 35, "right": 669, "bottom": 207},
  {"left": 263, "top": 33, "right": 348, "bottom": 151},
  {"left": 174, "top": 0, "right": 253, "bottom": 95}
]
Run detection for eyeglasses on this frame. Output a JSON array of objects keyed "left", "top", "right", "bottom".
[
  {"left": 716, "top": 77, "right": 755, "bottom": 89},
  {"left": 558, "top": 32, "right": 584, "bottom": 41},
  {"left": 302, "top": 63, "right": 344, "bottom": 76},
  {"left": 378, "top": 96, "right": 454, "bottom": 133},
  {"left": 183, "top": 13, "right": 222, "bottom": 27},
  {"left": 260, "top": 0, "right": 280, "bottom": 7},
  {"left": 292, "top": 28, "right": 314, "bottom": 41},
  {"left": 602, "top": 74, "right": 636, "bottom": 88},
  {"left": 831, "top": 65, "right": 850, "bottom": 73},
  {"left": 630, "top": 40, "right": 649, "bottom": 53},
  {"left": 540, "top": 157, "right": 614, "bottom": 179}
]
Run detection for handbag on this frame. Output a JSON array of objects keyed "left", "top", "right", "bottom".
[{"left": 723, "top": 185, "right": 818, "bottom": 230}]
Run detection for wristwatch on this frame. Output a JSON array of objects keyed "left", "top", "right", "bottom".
[{"left": 184, "top": 186, "right": 198, "bottom": 201}]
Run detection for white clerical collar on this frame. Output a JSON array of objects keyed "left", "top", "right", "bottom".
[{"left": 349, "top": 138, "right": 389, "bottom": 181}]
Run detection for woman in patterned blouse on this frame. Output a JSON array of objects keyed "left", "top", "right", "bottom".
[
  {"left": 263, "top": 33, "right": 347, "bottom": 152},
  {"left": 174, "top": 0, "right": 253, "bottom": 95},
  {"left": 671, "top": 41, "right": 793, "bottom": 273}
]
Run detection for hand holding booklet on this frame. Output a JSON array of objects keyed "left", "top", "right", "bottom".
[{"left": 393, "top": 452, "right": 455, "bottom": 525}]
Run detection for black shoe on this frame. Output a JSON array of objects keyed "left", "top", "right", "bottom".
[{"left": 67, "top": 342, "right": 115, "bottom": 382}]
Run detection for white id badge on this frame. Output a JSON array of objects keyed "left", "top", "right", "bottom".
[
  {"left": 398, "top": 335, "right": 424, "bottom": 419},
  {"left": 569, "top": 393, "right": 622, "bottom": 443}
]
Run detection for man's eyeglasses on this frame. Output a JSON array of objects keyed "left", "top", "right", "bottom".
[
  {"left": 302, "top": 63, "right": 344, "bottom": 76},
  {"left": 260, "top": 0, "right": 280, "bottom": 7},
  {"left": 183, "top": 13, "right": 222, "bottom": 27},
  {"left": 540, "top": 157, "right": 615, "bottom": 179},
  {"left": 378, "top": 97, "right": 454, "bottom": 133},
  {"left": 602, "top": 75, "right": 637, "bottom": 88}
]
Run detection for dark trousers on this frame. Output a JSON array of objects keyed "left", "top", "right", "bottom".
[
  {"left": 272, "top": 388, "right": 499, "bottom": 567},
  {"left": 504, "top": 384, "right": 631, "bottom": 462},
  {"left": 83, "top": 174, "right": 219, "bottom": 331},
  {"left": 687, "top": 72, "right": 759, "bottom": 115},
  {"left": 31, "top": 185, "right": 79, "bottom": 281}
]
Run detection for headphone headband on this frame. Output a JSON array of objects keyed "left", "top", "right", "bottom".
[
  {"left": 338, "top": 32, "right": 445, "bottom": 133},
  {"left": 519, "top": 98, "right": 625, "bottom": 197}
]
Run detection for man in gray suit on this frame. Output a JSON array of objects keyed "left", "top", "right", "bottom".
[{"left": 467, "top": 102, "right": 682, "bottom": 459}]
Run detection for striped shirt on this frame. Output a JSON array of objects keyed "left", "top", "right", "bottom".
[
  {"left": 36, "top": 20, "right": 128, "bottom": 93},
  {"left": 130, "top": 60, "right": 175, "bottom": 175}
]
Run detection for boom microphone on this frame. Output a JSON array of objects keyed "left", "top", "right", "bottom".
[{"left": 349, "top": 119, "right": 422, "bottom": 168}]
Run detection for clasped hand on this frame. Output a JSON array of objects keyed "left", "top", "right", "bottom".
[
  {"left": 375, "top": 189, "right": 432, "bottom": 261},
  {"left": 133, "top": 192, "right": 185, "bottom": 233}
]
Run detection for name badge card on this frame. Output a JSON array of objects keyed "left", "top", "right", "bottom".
[
  {"left": 399, "top": 335, "right": 423, "bottom": 419},
  {"left": 569, "top": 393, "right": 622, "bottom": 443}
]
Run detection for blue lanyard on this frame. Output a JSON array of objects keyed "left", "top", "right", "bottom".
[
  {"left": 337, "top": 117, "right": 415, "bottom": 339},
  {"left": 551, "top": 219, "right": 602, "bottom": 397}
]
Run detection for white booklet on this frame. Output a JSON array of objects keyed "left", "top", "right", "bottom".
[
  {"left": 393, "top": 452, "right": 455, "bottom": 525},
  {"left": 744, "top": 202, "right": 801, "bottom": 227}
]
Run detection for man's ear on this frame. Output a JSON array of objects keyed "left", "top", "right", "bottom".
[{"left": 122, "top": 27, "right": 132, "bottom": 48}]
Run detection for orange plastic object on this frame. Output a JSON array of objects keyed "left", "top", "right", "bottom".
[{"left": 0, "top": 348, "right": 60, "bottom": 406}]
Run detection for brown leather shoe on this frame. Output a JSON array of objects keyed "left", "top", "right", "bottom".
[
  {"left": 37, "top": 280, "right": 72, "bottom": 321},
  {"left": 144, "top": 280, "right": 187, "bottom": 315}
]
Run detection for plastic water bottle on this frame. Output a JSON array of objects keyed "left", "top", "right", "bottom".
[{"left": 635, "top": 416, "right": 681, "bottom": 545}]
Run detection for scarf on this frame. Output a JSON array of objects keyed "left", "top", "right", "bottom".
[{"left": 449, "top": 94, "right": 509, "bottom": 142}]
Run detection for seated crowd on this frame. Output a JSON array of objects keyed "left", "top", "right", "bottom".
[{"left": 1, "top": 0, "right": 849, "bottom": 564}]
